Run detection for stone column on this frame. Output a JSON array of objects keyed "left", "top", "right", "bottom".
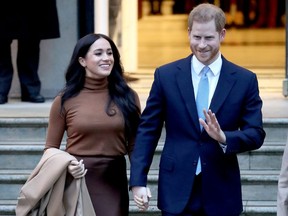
[
  {"left": 284, "top": 0, "right": 288, "bottom": 97},
  {"left": 121, "top": 0, "right": 138, "bottom": 72},
  {"left": 94, "top": 0, "right": 109, "bottom": 35}
]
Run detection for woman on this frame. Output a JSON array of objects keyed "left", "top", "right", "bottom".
[{"left": 45, "top": 33, "right": 141, "bottom": 216}]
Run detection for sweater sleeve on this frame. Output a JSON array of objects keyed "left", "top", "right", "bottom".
[
  {"left": 127, "top": 90, "right": 141, "bottom": 158},
  {"left": 45, "top": 96, "right": 66, "bottom": 150}
]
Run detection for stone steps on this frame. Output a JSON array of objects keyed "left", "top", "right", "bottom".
[
  {"left": 0, "top": 200, "right": 278, "bottom": 216},
  {"left": 0, "top": 142, "right": 285, "bottom": 172},
  {"left": 0, "top": 117, "right": 287, "bottom": 216},
  {"left": 0, "top": 168, "right": 280, "bottom": 201}
]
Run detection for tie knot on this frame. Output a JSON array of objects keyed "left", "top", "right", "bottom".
[{"left": 201, "top": 66, "right": 210, "bottom": 76}]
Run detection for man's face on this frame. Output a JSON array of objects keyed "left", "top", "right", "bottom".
[{"left": 188, "top": 20, "right": 225, "bottom": 65}]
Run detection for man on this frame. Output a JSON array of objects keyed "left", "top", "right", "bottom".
[
  {"left": 0, "top": 0, "right": 60, "bottom": 104},
  {"left": 129, "top": 3, "right": 266, "bottom": 216}
]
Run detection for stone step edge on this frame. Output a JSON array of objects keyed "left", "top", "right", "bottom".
[
  {"left": 0, "top": 143, "right": 286, "bottom": 152},
  {"left": 0, "top": 200, "right": 277, "bottom": 214},
  {"left": 0, "top": 117, "right": 288, "bottom": 124},
  {"left": 0, "top": 170, "right": 280, "bottom": 182},
  {"left": 0, "top": 118, "right": 49, "bottom": 125}
]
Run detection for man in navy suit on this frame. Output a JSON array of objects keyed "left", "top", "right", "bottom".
[{"left": 129, "top": 3, "right": 266, "bottom": 216}]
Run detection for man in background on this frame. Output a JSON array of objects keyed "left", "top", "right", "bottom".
[{"left": 0, "top": 0, "right": 60, "bottom": 104}]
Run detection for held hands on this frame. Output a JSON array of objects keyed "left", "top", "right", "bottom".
[
  {"left": 200, "top": 109, "right": 226, "bottom": 144},
  {"left": 132, "top": 186, "right": 152, "bottom": 211},
  {"left": 68, "top": 159, "right": 87, "bottom": 179}
]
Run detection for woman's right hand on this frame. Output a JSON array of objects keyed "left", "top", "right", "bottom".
[{"left": 68, "top": 159, "right": 87, "bottom": 179}]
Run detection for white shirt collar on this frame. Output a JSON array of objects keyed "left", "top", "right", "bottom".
[{"left": 192, "top": 53, "right": 222, "bottom": 76}]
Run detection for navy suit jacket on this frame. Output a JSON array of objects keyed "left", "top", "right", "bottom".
[{"left": 129, "top": 55, "right": 266, "bottom": 215}]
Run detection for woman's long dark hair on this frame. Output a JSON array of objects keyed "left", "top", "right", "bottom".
[{"left": 60, "top": 33, "right": 140, "bottom": 140}]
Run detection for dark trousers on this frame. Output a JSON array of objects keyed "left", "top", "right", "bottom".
[
  {"left": 162, "top": 174, "right": 204, "bottom": 216},
  {"left": 0, "top": 38, "right": 41, "bottom": 98},
  {"left": 162, "top": 174, "right": 240, "bottom": 216}
]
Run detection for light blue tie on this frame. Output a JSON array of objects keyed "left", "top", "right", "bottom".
[
  {"left": 195, "top": 66, "right": 210, "bottom": 175},
  {"left": 196, "top": 66, "right": 210, "bottom": 123}
]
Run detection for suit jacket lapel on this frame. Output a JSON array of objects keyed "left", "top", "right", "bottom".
[
  {"left": 210, "top": 58, "right": 237, "bottom": 114},
  {"left": 175, "top": 55, "right": 237, "bottom": 130},
  {"left": 175, "top": 55, "right": 201, "bottom": 131}
]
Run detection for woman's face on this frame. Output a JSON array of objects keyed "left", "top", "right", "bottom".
[{"left": 79, "top": 37, "right": 114, "bottom": 79}]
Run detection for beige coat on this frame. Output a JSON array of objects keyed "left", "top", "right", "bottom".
[
  {"left": 15, "top": 148, "right": 96, "bottom": 216},
  {"left": 277, "top": 136, "right": 288, "bottom": 216}
]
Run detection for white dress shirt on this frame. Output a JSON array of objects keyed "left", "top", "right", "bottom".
[
  {"left": 191, "top": 53, "right": 222, "bottom": 105},
  {"left": 191, "top": 53, "right": 227, "bottom": 152}
]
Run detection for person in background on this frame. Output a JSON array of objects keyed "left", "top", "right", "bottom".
[
  {"left": 0, "top": 0, "right": 60, "bottom": 104},
  {"left": 252, "top": 0, "right": 278, "bottom": 28},
  {"left": 129, "top": 3, "right": 265, "bottom": 216},
  {"left": 44, "top": 33, "right": 141, "bottom": 216},
  {"left": 277, "top": 135, "right": 288, "bottom": 216},
  {"left": 109, "top": 0, "right": 122, "bottom": 39},
  {"left": 149, "top": 0, "right": 163, "bottom": 15}
]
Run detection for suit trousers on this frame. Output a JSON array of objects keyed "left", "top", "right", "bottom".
[
  {"left": 162, "top": 174, "right": 240, "bottom": 216},
  {"left": 0, "top": 38, "right": 41, "bottom": 98},
  {"left": 162, "top": 173, "right": 204, "bottom": 216}
]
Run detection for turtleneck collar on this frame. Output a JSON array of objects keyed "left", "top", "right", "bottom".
[{"left": 84, "top": 76, "right": 108, "bottom": 91}]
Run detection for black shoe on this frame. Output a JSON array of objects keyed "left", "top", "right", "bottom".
[
  {"left": 0, "top": 95, "right": 8, "bottom": 104},
  {"left": 21, "top": 94, "right": 45, "bottom": 103}
]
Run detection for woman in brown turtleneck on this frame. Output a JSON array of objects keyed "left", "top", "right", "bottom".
[{"left": 45, "top": 33, "right": 141, "bottom": 216}]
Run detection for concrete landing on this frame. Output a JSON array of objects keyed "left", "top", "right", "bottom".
[{"left": 0, "top": 91, "right": 287, "bottom": 119}]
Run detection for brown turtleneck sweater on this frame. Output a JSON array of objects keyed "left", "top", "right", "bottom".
[{"left": 45, "top": 77, "right": 140, "bottom": 157}]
